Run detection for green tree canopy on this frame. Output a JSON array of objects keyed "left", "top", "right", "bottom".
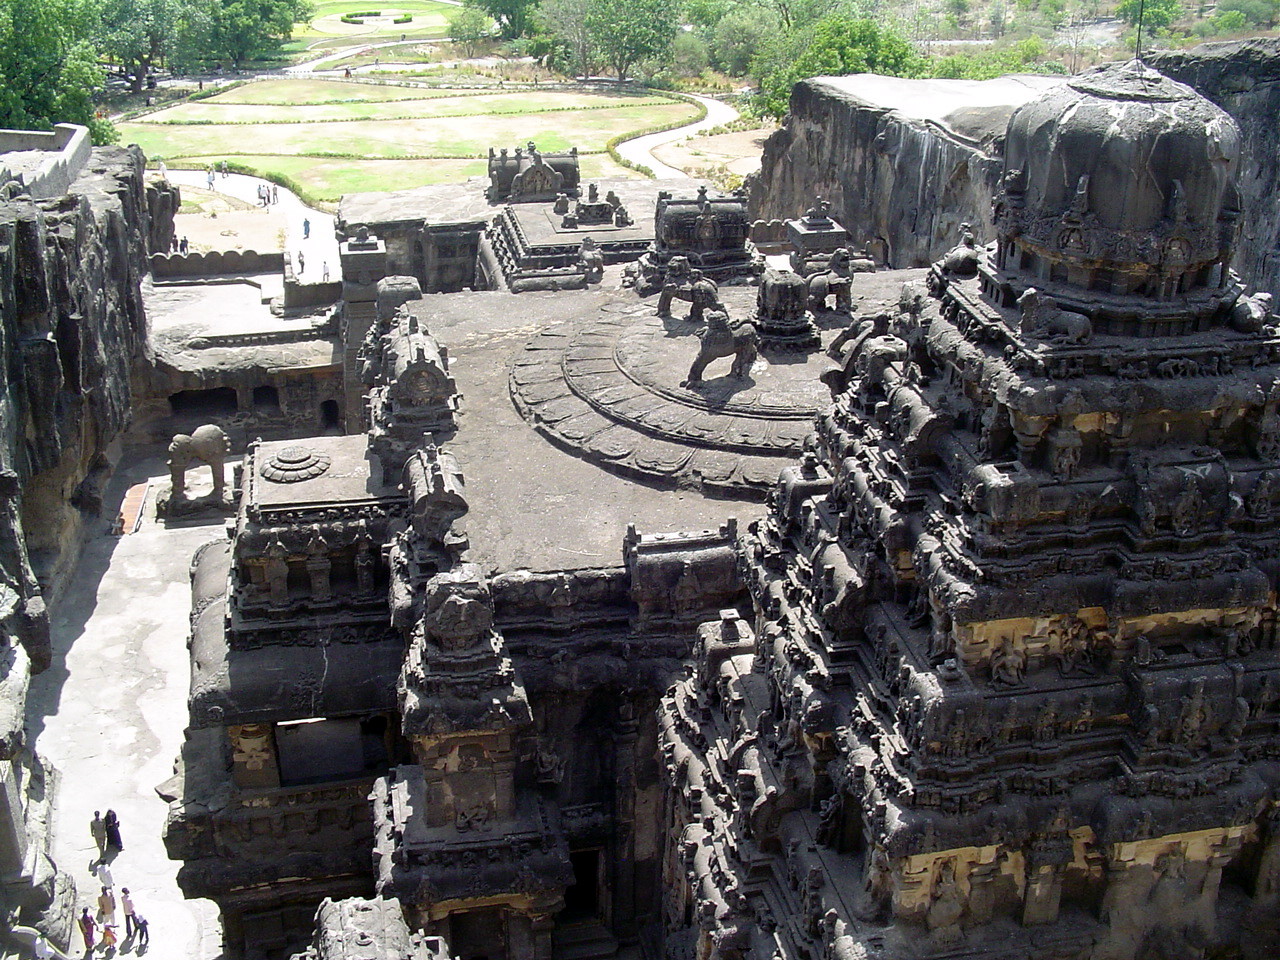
[
  {"left": 449, "top": 6, "right": 492, "bottom": 56},
  {"left": 1115, "top": 0, "right": 1180, "bottom": 29},
  {"left": 583, "top": 0, "right": 679, "bottom": 80},
  {"left": 196, "top": 0, "right": 312, "bottom": 66},
  {"left": 537, "top": 0, "right": 595, "bottom": 76},
  {"left": 98, "top": 0, "right": 189, "bottom": 91},
  {"left": 0, "top": 0, "right": 113, "bottom": 142},
  {"left": 752, "top": 15, "right": 921, "bottom": 117},
  {"left": 464, "top": 0, "right": 535, "bottom": 38}
]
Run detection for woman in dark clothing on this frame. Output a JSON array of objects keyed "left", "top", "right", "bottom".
[{"left": 104, "top": 809, "right": 123, "bottom": 852}]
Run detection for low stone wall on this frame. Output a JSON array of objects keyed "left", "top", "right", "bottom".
[
  {"left": 0, "top": 124, "right": 92, "bottom": 200},
  {"left": 151, "top": 249, "right": 285, "bottom": 277}
]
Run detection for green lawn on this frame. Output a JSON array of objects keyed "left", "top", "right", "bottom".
[
  {"left": 292, "top": 0, "right": 454, "bottom": 39},
  {"left": 143, "top": 89, "right": 676, "bottom": 124},
  {"left": 130, "top": 79, "right": 696, "bottom": 201}
]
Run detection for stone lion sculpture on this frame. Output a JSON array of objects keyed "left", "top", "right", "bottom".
[{"left": 682, "top": 309, "right": 758, "bottom": 386}]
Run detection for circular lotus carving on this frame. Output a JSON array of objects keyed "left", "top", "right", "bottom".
[{"left": 260, "top": 445, "right": 331, "bottom": 483}]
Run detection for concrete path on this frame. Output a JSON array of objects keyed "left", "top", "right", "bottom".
[
  {"left": 614, "top": 93, "right": 740, "bottom": 180},
  {"left": 164, "top": 169, "right": 340, "bottom": 281},
  {"left": 26, "top": 457, "right": 231, "bottom": 959}
]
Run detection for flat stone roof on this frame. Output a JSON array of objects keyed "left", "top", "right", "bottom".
[
  {"left": 810, "top": 73, "right": 1067, "bottom": 146},
  {"left": 402, "top": 280, "right": 746, "bottom": 575},
  {"left": 251, "top": 434, "right": 397, "bottom": 507},
  {"left": 338, "top": 176, "right": 697, "bottom": 232}
]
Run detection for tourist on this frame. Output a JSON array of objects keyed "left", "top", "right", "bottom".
[
  {"left": 220, "top": 160, "right": 228, "bottom": 178},
  {"left": 133, "top": 912, "right": 149, "bottom": 947},
  {"left": 206, "top": 167, "right": 214, "bottom": 190},
  {"left": 90, "top": 811, "right": 106, "bottom": 860},
  {"left": 272, "top": 184, "right": 279, "bottom": 204},
  {"left": 98, "top": 886, "right": 116, "bottom": 928},
  {"left": 303, "top": 218, "right": 311, "bottom": 239},
  {"left": 158, "top": 161, "right": 168, "bottom": 181},
  {"left": 79, "top": 908, "right": 96, "bottom": 951},
  {"left": 297, "top": 252, "right": 305, "bottom": 274},
  {"left": 121, "top": 888, "right": 136, "bottom": 937},
  {"left": 322, "top": 262, "right": 330, "bottom": 281},
  {"left": 95, "top": 859, "right": 113, "bottom": 890},
  {"left": 180, "top": 236, "right": 189, "bottom": 254},
  {"left": 198, "top": 80, "right": 203, "bottom": 91},
  {"left": 103, "top": 809, "right": 122, "bottom": 853},
  {"left": 100, "top": 922, "right": 118, "bottom": 951}
]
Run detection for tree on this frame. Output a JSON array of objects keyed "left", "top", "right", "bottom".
[
  {"left": 710, "top": 7, "right": 775, "bottom": 75},
  {"left": 0, "top": 0, "right": 114, "bottom": 142},
  {"left": 670, "top": 30, "right": 708, "bottom": 77},
  {"left": 99, "top": 0, "right": 190, "bottom": 90},
  {"left": 1115, "top": 0, "right": 1180, "bottom": 29},
  {"left": 583, "top": 0, "right": 679, "bottom": 80},
  {"left": 463, "top": 0, "right": 535, "bottom": 38},
  {"left": 752, "top": 15, "right": 921, "bottom": 117},
  {"left": 203, "top": 0, "right": 313, "bottom": 66},
  {"left": 537, "top": 0, "right": 595, "bottom": 77},
  {"left": 449, "top": 7, "right": 492, "bottom": 57}
]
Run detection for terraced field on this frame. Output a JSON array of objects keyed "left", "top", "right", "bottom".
[{"left": 121, "top": 79, "right": 699, "bottom": 202}]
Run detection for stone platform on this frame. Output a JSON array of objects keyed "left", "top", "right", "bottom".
[{"left": 510, "top": 274, "right": 920, "bottom": 498}]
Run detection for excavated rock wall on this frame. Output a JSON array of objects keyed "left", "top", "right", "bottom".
[
  {"left": 1149, "top": 39, "right": 1280, "bottom": 303},
  {"left": 748, "top": 79, "right": 1005, "bottom": 269},
  {"left": 0, "top": 145, "right": 169, "bottom": 663}
]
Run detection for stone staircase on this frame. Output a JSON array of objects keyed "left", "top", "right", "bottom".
[{"left": 552, "top": 920, "right": 620, "bottom": 960}]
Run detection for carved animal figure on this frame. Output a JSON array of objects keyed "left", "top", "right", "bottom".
[
  {"left": 578, "top": 238, "right": 604, "bottom": 283},
  {"left": 683, "top": 309, "right": 758, "bottom": 385},
  {"left": 1018, "top": 287, "right": 1092, "bottom": 344},
  {"left": 659, "top": 256, "right": 722, "bottom": 323},
  {"left": 807, "top": 248, "right": 857, "bottom": 312},
  {"left": 168, "top": 424, "right": 230, "bottom": 499}
]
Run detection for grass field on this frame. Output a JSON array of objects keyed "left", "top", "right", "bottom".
[
  {"left": 292, "top": 0, "right": 455, "bottom": 41},
  {"left": 125, "top": 78, "right": 696, "bottom": 202}
]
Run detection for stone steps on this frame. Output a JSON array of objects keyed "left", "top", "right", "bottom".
[{"left": 552, "top": 920, "right": 620, "bottom": 960}]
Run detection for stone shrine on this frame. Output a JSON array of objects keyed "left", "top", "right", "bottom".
[{"left": 656, "top": 61, "right": 1280, "bottom": 960}]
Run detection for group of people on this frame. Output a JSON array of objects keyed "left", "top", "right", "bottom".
[
  {"left": 78, "top": 810, "right": 150, "bottom": 953},
  {"left": 257, "top": 182, "right": 279, "bottom": 207},
  {"left": 168, "top": 236, "right": 190, "bottom": 255}
]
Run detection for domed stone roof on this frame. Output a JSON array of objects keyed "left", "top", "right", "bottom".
[{"left": 994, "top": 60, "right": 1242, "bottom": 297}]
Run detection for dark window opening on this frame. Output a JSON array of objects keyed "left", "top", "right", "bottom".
[
  {"left": 253, "top": 385, "right": 281, "bottom": 413},
  {"left": 320, "top": 399, "right": 341, "bottom": 431},
  {"left": 169, "top": 387, "right": 238, "bottom": 417},
  {"left": 276, "top": 717, "right": 364, "bottom": 786},
  {"left": 563, "top": 849, "right": 601, "bottom": 920}
]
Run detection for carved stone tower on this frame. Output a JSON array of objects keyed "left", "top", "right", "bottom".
[{"left": 659, "top": 61, "right": 1280, "bottom": 960}]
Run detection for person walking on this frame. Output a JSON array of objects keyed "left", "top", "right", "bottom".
[
  {"left": 220, "top": 160, "right": 228, "bottom": 178},
  {"left": 180, "top": 236, "right": 189, "bottom": 254},
  {"left": 133, "top": 912, "right": 149, "bottom": 948},
  {"left": 90, "top": 812, "right": 107, "bottom": 860},
  {"left": 94, "top": 860, "right": 113, "bottom": 890},
  {"left": 78, "top": 908, "right": 97, "bottom": 951},
  {"left": 322, "top": 261, "right": 330, "bottom": 282},
  {"left": 272, "top": 184, "right": 279, "bottom": 204},
  {"left": 121, "top": 888, "right": 136, "bottom": 938},
  {"left": 97, "top": 886, "right": 116, "bottom": 928},
  {"left": 206, "top": 166, "right": 215, "bottom": 190},
  {"left": 302, "top": 218, "right": 311, "bottom": 239},
  {"left": 100, "top": 922, "right": 118, "bottom": 951},
  {"left": 103, "top": 809, "right": 122, "bottom": 853},
  {"left": 297, "top": 252, "right": 305, "bottom": 274}
]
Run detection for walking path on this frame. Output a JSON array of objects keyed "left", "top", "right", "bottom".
[
  {"left": 164, "top": 169, "right": 339, "bottom": 281},
  {"left": 26, "top": 455, "right": 229, "bottom": 959},
  {"left": 615, "top": 93, "right": 740, "bottom": 179}
]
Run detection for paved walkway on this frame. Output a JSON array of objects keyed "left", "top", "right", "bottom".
[
  {"left": 615, "top": 93, "right": 741, "bottom": 179},
  {"left": 26, "top": 455, "right": 230, "bottom": 959},
  {"left": 164, "top": 169, "right": 340, "bottom": 281}
]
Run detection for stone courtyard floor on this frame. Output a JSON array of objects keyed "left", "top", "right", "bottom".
[{"left": 26, "top": 452, "right": 228, "bottom": 959}]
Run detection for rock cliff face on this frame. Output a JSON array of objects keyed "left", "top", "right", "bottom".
[
  {"left": 0, "top": 145, "right": 164, "bottom": 657},
  {"left": 748, "top": 77, "right": 1020, "bottom": 269},
  {"left": 1149, "top": 39, "right": 1280, "bottom": 302}
]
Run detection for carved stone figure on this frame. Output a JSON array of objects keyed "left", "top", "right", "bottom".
[
  {"left": 1017, "top": 288, "right": 1091, "bottom": 344},
  {"left": 578, "top": 237, "right": 604, "bottom": 283},
  {"left": 168, "top": 424, "right": 230, "bottom": 501},
  {"left": 682, "top": 309, "right": 758, "bottom": 386}
]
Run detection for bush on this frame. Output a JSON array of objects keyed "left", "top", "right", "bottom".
[
  {"left": 340, "top": 10, "right": 381, "bottom": 23},
  {"left": 393, "top": 14, "right": 412, "bottom": 23}
]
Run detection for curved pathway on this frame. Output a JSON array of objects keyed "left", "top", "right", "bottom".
[{"left": 615, "top": 92, "right": 740, "bottom": 179}]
